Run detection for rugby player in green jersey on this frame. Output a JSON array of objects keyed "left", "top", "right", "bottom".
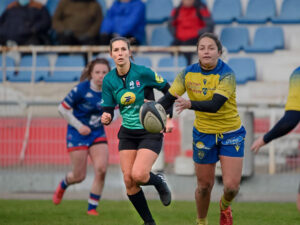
[{"left": 101, "top": 37, "right": 174, "bottom": 225}]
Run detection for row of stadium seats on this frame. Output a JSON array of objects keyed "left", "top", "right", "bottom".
[
  {"left": 0, "top": 54, "right": 256, "bottom": 84},
  {"left": 212, "top": 0, "right": 300, "bottom": 24},
  {"left": 150, "top": 25, "right": 285, "bottom": 53},
  {"left": 1, "top": 0, "right": 299, "bottom": 24}
]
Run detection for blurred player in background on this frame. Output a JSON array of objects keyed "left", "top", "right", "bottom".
[
  {"left": 101, "top": 37, "right": 173, "bottom": 225},
  {"left": 251, "top": 66, "right": 300, "bottom": 212},
  {"left": 159, "top": 32, "right": 246, "bottom": 225},
  {"left": 52, "top": 58, "right": 111, "bottom": 216}
]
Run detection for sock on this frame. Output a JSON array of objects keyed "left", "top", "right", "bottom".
[
  {"left": 196, "top": 217, "right": 208, "bottom": 225},
  {"left": 220, "top": 195, "right": 232, "bottom": 210},
  {"left": 144, "top": 172, "right": 162, "bottom": 187},
  {"left": 88, "top": 193, "right": 101, "bottom": 211},
  {"left": 127, "top": 189, "right": 154, "bottom": 223},
  {"left": 60, "top": 178, "right": 68, "bottom": 190}
]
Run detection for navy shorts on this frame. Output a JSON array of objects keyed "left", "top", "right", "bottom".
[
  {"left": 66, "top": 126, "right": 107, "bottom": 152},
  {"left": 193, "top": 126, "right": 246, "bottom": 164}
]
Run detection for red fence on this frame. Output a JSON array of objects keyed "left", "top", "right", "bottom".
[{"left": 0, "top": 117, "right": 181, "bottom": 167}]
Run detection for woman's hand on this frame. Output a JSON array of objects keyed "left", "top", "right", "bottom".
[
  {"left": 78, "top": 125, "right": 91, "bottom": 136},
  {"left": 164, "top": 117, "right": 174, "bottom": 133},
  {"left": 175, "top": 94, "right": 191, "bottom": 114},
  {"left": 251, "top": 136, "right": 266, "bottom": 154},
  {"left": 101, "top": 112, "right": 112, "bottom": 125}
]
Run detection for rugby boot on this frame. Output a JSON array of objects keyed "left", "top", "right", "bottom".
[
  {"left": 220, "top": 201, "right": 233, "bottom": 225},
  {"left": 52, "top": 181, "right": 66, "bottom": 205},
  {"left": 87, "top": 209, "right": 99, "bottom": 216},
  {"left": 155, "top": 173, "right": 171, "bottom": 206}
]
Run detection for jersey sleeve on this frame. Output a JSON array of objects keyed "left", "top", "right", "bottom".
[
  {"left": 285, "top": 67, "right": 300, "bottom": 111},
  {"left": 168, "top": 69, "right": 186, "bottom": 97},
  {"left": 142, "top": 67, "right": 168, "bottom": 90},
  {"left": 214, "top": 73, "right": 235, "bottom": 99},
  {"left": 63, "top": 84, "right": 83, "bottom": 108},
  {"left": 101, "top": 77, "right": 117, "bottom": 108}
]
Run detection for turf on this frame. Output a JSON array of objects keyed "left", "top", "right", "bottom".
[{"left": 0, "top": 200, "right": 299, "bottom": 225}]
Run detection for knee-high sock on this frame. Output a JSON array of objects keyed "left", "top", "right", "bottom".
[{"left": 127, "top": 189, "right": 155, "bottom": 223}]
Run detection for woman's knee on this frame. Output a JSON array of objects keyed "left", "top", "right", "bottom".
[
  {"left": 131, "top": 170, "right": 148, "bottom": 184},
  {"left": 196, "top": 181, "right": 214, "bottom": 197},
  {"left": 123, "top": 173, "right": 135, "bottom": 189},
  {"left": 223, "top": 178, "right": 240, "bottom": 194},
  {"left": 95, "top": 165, "right": 107, "bottom": 177},
  {"left": 72, "top": 172, "right": 86, "bottom": 183}
]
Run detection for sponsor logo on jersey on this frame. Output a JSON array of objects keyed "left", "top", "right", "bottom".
[
  {"left": 155, "top": 73, "right": 164, "bottom": 83},
  {"left": 136, "top": 80, "right": 140, "bottom": 87},
  {"left": 85, "top": 92, "right": 93, "bottom": 98},
  {"left": 120, "top": 92, "right": 136, "bottom": 105},
  {"left": 129, "top": 81, "right": 135, "bottom": 89}
]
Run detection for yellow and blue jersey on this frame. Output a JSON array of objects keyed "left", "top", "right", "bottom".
[
  {"left": 285, "top": 66, "right": 300, "bottom": 111},
  {"left": 169, "top": 59, "right": 241, "bottom": 134}
]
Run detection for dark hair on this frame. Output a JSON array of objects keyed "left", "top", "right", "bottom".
[
  {"left": 109, "top": 36, "right": 134, "bottom": 61},
  {"left": 79, "top": 58, "right": 111, "bottom": 82},
  {"left": 196, "top": 32, "right": 223, "bottom": 54},
  {"left": 173, "top": 0, "right": 206, "bottom": 21}
]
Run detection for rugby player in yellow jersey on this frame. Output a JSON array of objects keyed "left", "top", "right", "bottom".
[
  {"left": 251, "top": 67, "right": 300, "bottom": 212},
  {"left": 159, "top": 33, "right": 246, "bottom": 225}
]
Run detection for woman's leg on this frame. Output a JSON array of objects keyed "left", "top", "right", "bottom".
[
  {"left": 194, "top": 163, "right": 216, "bottom": 224},
  {"left": 120, "top": 149, "right": 156, "bottom": 224},
  {"left": 219, "top": 156, "right": 243, "bottom": 225},
  {"left": 87, "top": 143, "right": 109, "bottom": 214},
  {"left": 53, "top": 150, "right": 88, "bottom": 205}
]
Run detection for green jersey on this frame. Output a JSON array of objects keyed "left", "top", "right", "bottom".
[{"left": 101, "top": 63, "right": 168, "bottom": 129}]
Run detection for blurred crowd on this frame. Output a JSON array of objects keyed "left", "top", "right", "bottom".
[{"left": 0, "top": 0, "right": 214, "bottom": 47}]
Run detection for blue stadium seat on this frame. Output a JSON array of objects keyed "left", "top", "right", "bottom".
[
  {"left": 8, "top": 55, "right": 48, "bottom": 82},
  {"left": 150, "top": 26, "right": 173, "bottom": 46},
  {"left": 146, "top": 0, "right": 173, "bottom": 24},
  {"left": 0, "top": 54, "right": 15, "bottom": 82},
  {"left": 212, "top": 0, "right": 242, "bottom": 24},
  {"left": 272, "top": 0, "right": 300, "bottom": 23},
  {"left": 45, "top": 0, "right": 60, "bottom": 16},
  {"left": 244, "top": 27, "right": 284, "bottom": 53},
  {"left": 0, "top": 0, "right": 14, "bottom": 16},
  {"left": 44, "top": 55, "right": 85, "bottom": 82},
  {"left": 132, "top": 56, "right": 152, "bottom": 68},
  {"left": 157, "top": 55, "right": 187, "bottom": 83},
  {"left": 237, "top": 0, "right": 276, "bottom": 24},
  {"left": 96, "top": 0, "right": 107, "bottom": 16},
  {"left": 228, "top": 57, "right": 256, "bottom": 84},
  {"left": 220, "top": 27, "right": 249, "bottom": 53}
]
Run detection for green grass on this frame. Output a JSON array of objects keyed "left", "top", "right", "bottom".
[{"left": 0, "top": 200, "right": 299, "bottom": 225}]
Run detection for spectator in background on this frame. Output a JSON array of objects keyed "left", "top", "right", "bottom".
[
  {"left": 52, "top": 0, "right": 102, "bottom": 45},
  {"left": 99, "top": 0, "right": 145, "bottom": 46},
  {"left": 168, "top": 0, "right": 214, "bottom": 63},
  {"left": 0, "top": 0, "right": 51, "bottom": 45}
]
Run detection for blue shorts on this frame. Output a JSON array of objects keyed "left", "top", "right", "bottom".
[
  {"left": 193, "top": 126, "right": 246, "bottom": 164},
  {"left": 66, "top": 126, "right": 107, "bottom": 152}
]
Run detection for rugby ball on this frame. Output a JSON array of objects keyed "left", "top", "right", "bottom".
[{"left": 139, "top": 101, "right": 167, "bottom": 133}]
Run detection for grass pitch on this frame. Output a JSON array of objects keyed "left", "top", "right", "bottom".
[{"left": 0, "top": 200, "right": 299, "bottom": 225}]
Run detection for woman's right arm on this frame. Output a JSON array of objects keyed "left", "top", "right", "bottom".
[{"left": 58, "top": 102, "right": 91, "bottom": 135}]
